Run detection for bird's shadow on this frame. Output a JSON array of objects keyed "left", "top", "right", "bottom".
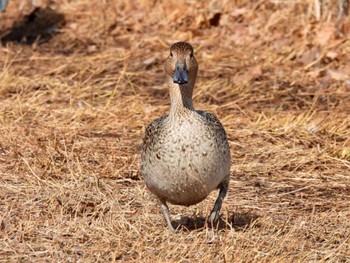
[{"left": 173, "top": 211, "right": 260, "bottom": 232}]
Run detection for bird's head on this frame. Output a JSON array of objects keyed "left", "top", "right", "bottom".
[{"left": 164, "top": 42, "right": 198, "bottom": 85}]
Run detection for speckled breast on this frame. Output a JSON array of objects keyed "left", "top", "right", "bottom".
[{"left": 141, "top": 114, "right": 231, "bottom": 206}]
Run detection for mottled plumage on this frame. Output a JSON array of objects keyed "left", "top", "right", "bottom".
[{"left": 141, "top": 42, "right": 231, "bottom": 231}]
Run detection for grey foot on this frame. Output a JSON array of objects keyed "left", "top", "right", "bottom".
[
  {"left": 160, "top": 201, "right": 175, "bottom": 232},
  {"left": 208, "top": 183, "right": 228, "bottom": 227}
]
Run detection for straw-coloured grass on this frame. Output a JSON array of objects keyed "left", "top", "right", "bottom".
[{"left": 1, "top": 0, "right": 350, "bottom": 261}]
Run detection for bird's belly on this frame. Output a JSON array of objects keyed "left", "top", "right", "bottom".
[
  {"left": 142, "top": 135, "right": 230, "bottom": 206},
  {"left": 145, "top": 172, "right": 210, "bottom": 206}
]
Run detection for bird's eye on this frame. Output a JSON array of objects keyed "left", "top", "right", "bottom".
[
  {"left": 170, "top": 52, "right": 173, "bottom": 58},
  {"left": 190, "top": 52, "right": 194, "bottom": 59}
]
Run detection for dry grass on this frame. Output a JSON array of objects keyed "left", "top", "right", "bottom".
[{"left": 1, "top": 0, "right": 350, "bottom": 262}]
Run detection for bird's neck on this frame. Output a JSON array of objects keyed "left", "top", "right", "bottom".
[{"left": 167, "top": 77, "right": 195, "bottom": 117}]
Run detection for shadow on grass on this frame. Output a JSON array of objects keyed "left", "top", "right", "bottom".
[
  {"left": 0, "top": 7, "right": 65, "bottom": 44},
  {"left": 173, "top": 211, "right": 260, "bottom": 232}
]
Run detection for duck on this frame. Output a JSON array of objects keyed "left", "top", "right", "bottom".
[{"left": 141, "top": 42, "right": 231, "bottom": 232}]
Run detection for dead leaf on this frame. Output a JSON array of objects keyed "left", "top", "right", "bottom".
[
  {"left": 230, "top": 8, "right": 247, "bottom": 17},
  {"left": 327, "top": 69, "right": 349, "bottom": 81},
  {"left": 142, "top": 55, "right": 158, "bottom": 65},
  {"left": 325, "top": 51, "right": 338, "bottom": 60},
  {"left": 298, "top": 47, "right": 320, "bottom": 64},
  {"left": 87, "top": 45, "right": 97, "bottom": 53},
  {"left": 316, "top": 24, "right": 335, "bottom": 46},
  {"left": 250, "top": 65, "right": 262, "bottom": 78},
  {"left": 234, "top": 66, "right": 263, "bottom": 84}
]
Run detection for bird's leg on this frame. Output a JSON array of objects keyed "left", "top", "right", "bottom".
[
  {"left": 208, "top": 181, "right": 228, "bottom": 227},
  {"left": 160, "top": 201, "right": 175, "bottom": 232}
]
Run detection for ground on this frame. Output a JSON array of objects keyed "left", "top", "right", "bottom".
[{"left": 0, "top": 0, "right": 350, "bottom": 262}]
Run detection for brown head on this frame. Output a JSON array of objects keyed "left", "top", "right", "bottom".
[{"left": 164, "top": 42, "right": 198, "bottom": 85}]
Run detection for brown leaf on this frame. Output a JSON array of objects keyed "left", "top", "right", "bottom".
[
  {"left": 327, "top": 69, "right": 349, "bottom": 81},
  {"left": 230, "top": 8, "right": 247, "bottom": 17},
  {"left": 234, "top": 66, "right": 263, "bottom": 84},
  {"left": 250, "top": 65, "right": 263, "bottom": 78},
  {"left": 316, "top": 24, "right": 335, "bottom": 46},
  {"left": 325, "top": 51, "right": 338, "bottom": 60}
]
